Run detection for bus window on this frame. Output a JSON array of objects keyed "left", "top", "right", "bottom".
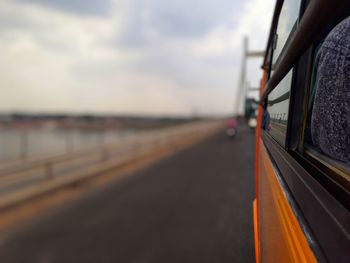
[
  {"left": 263, "top": 0, "right": 300, "bottom": 146},
  {"left": 266, "top": 70, "right": 292, "bottom": 146},
  {"left": 271, "top": 0, "right": 301, "bottom": 69},
  {"left": 303, "top": 17, "right": 350, "bottom": 185}
]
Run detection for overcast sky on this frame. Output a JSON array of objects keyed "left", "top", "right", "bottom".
[{"left": 0, "top": 0, "right": 274, "bottom": 116}]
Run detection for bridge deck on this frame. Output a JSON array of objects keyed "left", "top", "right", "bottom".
[{"left": 0, "top": 126, "right": 255, "bottom": 263}]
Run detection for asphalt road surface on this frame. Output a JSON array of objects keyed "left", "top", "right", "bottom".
[{"left": 0, "top": 126, "right": 256, "bottom": 263}]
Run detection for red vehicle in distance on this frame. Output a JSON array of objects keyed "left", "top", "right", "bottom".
[{"left": 226, "top": 118, "right": 238, "bottom": 137}]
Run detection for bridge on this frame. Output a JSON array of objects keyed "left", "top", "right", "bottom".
[{"left": 0, "top": 122, "right": 256, "bottom": 263}]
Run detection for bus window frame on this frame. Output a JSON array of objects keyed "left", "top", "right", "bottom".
[{"left": 285, "top": 44, "right": 313, "bottom": 151}]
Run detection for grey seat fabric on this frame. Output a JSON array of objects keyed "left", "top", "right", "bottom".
[{"left": 311, "top": 17, "right": 350, "bottom": 164}]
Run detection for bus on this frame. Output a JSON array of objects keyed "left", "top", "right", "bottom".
[{"left": 254, "top": 0, "right": 350, "bottom": 262}]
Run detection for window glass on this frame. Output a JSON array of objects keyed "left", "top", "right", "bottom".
[
  {"left": 303, "top": 20, "right": 350, "bottom": 180},
  {"left": 266, "top": 70, "right": 292, "bottom": 146},
  {"left": 272, "top": 0, "right": 301, "bottom": 65}
]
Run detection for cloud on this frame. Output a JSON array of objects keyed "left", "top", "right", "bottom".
[
  {"left": 113, "top": 0, "right": 245, "bottom": 48},
  {"left": 0, "top": 0, "right": 275, "bottom": 116},
  {"left": 15, "top": 0, "right": 112, "bottom": 16},
  {"left": 144, "top": 0, "right": 244, "bottom": 37}
]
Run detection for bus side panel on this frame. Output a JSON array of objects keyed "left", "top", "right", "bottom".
[
  {"left": 258, "top": 141, "right": 316, "bottom": 263},
  {"left": 254, "top": 69, "right": 268, "bottom": 263}
]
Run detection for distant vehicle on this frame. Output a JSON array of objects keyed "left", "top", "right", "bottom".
[
  {"left": 226, "top": 118, "right": 237, "bottom": 137},
  {"left": 248, "top": 117, "right": 257, "bottom": 129}
]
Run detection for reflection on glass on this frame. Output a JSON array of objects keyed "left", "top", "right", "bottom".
[
  {"left": 267, "top": 70, "right": 293, "bottom": 146},
  {"left": 272, "top": 0, "right": 301, "bottom": 65}
]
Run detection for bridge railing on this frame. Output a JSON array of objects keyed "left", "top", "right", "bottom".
[{"left": 0, "top": 120, "right": 223, "bottom": 201}]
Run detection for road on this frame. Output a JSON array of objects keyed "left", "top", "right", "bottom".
[{"left": 0, "top": 126, "right": 256, "bottom": 263}]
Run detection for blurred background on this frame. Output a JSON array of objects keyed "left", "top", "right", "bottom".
[
  {"left": 0, "top": 0, "right": 274, "bottom": 262},
  {"left": 0, "top": 0, "right": 273, "bottom": 161}
]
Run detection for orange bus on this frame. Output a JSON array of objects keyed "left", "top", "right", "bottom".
[{"left": 254, "top": 0, "right": 349, "bottom": 262}]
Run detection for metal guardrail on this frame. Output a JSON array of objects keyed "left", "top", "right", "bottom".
[{"left": 0, "top": 121, "right": 223, "bottom": 196}]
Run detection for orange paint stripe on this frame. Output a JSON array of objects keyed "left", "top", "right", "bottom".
[{"left": 253, "top": 199, "right": 260, "bottom": 263}]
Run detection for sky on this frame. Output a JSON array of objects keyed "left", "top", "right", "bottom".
[{"left": 0, "top": 0, "right": 275, "bottom": 116}]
